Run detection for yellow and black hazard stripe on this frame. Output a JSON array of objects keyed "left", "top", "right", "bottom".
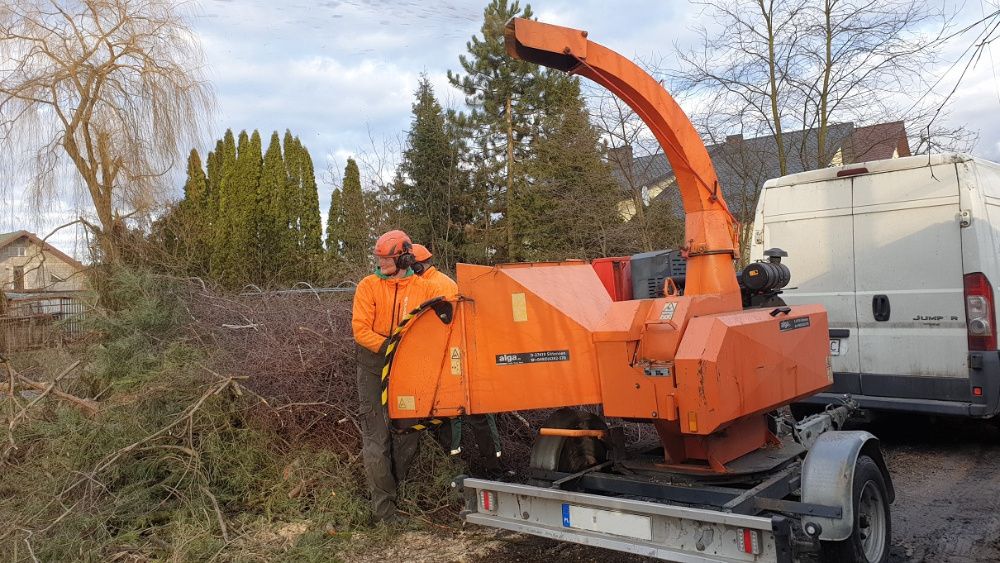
[{"left": 381, "top": 297, "right": 449, "bottom": 434}]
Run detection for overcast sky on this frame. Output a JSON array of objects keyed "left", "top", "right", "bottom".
[{"left": 3, "top": 0, "right": 999, "bottom": 257}]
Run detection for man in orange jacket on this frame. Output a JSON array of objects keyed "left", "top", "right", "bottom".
[
  {"left": 352, "top": 230, "right": 433, "bottom": 523},
  {"left": 412, "top": 244, "right": 502, "bottom": 474}
]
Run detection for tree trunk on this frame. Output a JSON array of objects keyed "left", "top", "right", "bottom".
[{"left": 505, "top": 94, "right": 515, "bottom": 261}]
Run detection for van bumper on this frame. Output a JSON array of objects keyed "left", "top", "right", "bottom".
[{"left": 798, "top": 352, "right": 1000, "bottom": 418}]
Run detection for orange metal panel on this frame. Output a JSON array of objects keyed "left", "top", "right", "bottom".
[{"left": 674, "top": 305, "right": 831, "bottom": 436}]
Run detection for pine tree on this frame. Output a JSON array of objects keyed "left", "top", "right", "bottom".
[
  {"left": 523, "top": 77, "right": 625, "bottom": 260},
  {"left": 297, "top": 139, "right": 323, "bottom": 279},
  {"left": 340, "top": 158, "right": 369, "bottom": 268},
  {"left": 448, "top": 0, "right": 552, "bottom": 262},
  {"left": 395, "top": 75, "right": 470, "bottom": 270}
]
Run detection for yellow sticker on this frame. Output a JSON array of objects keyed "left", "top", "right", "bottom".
[
  {"left": 396, "top": 395, "right": 415, "bottom": 411},
  {"left": 512, "top": 293, "right": 528, "bottom": 322},
  {"left": 450, "top": 347, "right": 462, "bottom": 376}
]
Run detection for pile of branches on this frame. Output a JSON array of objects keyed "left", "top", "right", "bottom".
[{"left": 178, "top": 284, "right": 361, "bottom": 452}]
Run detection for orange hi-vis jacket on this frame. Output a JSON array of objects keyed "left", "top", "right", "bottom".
[
  {"left": 352, "top": 270, "right": 435, "bottom": 353},
  {"left": 421, "top": 266, "right": 458, "bottom": 299}
]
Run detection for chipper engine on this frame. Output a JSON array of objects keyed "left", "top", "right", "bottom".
[{"left": 382, "top": 18, "right": 893, "bottom": 563}]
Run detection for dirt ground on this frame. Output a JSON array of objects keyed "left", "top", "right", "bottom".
[{"left": 367, "top": 413, "right": 1000, "bottom": 563}]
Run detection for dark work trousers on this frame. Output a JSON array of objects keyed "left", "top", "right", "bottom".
[
  {"left": 356, "top": 345, "right": 421, "bottom": 520},
  {"left": 437, "top": 414, "right": 501, "bottom": 472}
]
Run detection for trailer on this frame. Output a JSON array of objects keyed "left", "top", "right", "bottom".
[{"left": 457, "top": 404, "right": 892, "bottom": 562}]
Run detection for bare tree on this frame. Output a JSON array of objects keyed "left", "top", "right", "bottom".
[
  {"left": 675, "top": 0, "right": 809, "bottom": 176},
  {"left": 673, "top": 0, "right": 955, "bottom": 173},
  {"left": 0, "top": 0, "right": 214, "bottom": 263}
]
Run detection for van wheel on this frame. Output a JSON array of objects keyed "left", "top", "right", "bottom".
[{"left": 820, "top": 455, "right": 891, "bottom": 563}]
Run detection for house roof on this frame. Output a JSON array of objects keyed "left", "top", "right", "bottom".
[
  {"left": 0, "top": 230, "right": 86, "bottom": 271},
  {"left": 613, "top": 121, "right": 909, "bottom": 214},
  {"left": 848, "top": 121, "right": 911, "bottom": 162}
]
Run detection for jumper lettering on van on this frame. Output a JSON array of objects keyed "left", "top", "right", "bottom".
[{"left": 912, "top": 315, "right": 959, "bottom": 321}]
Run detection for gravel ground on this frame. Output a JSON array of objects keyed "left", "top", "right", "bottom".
[{"left": 458, "top": 413, "right": 1000, "bottom": 563}]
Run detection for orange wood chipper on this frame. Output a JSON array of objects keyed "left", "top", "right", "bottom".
[{"left": 383, "top": 18, "right": 894, "bottom": 563}]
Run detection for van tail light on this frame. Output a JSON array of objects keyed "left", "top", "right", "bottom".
[{"left": 964, "top": 273, "right": 996, "bottom": 351}]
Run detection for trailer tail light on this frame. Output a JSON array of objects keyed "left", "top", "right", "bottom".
[
  {"left": 480, "top": 490, "right": 497, "bottom": 513},
  {"left": 964, "top": 273, "right": 996, "bottom": 351},
  {"left": 738, "top": 528, "right": 761, "bottom": 554}
]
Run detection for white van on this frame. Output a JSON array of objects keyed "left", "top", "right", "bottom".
[{"left": 750, "top": 153, "right": 1000, "bottom": 418}]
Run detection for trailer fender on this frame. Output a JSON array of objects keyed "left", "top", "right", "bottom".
[{"left": 800, "top": 430, "right": 894, "bottom": 541}]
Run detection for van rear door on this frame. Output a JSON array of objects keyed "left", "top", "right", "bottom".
[
  {"left": 756, "top": 176, "right": 861, "bottom": 381},
  {"left": 851, "top": 164, "right": 968, "bottom": 391}
]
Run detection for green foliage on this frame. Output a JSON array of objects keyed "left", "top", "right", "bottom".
[
  {"left": 165, "top": 129, "right": 326, "bottom": 288},
  {"left": 298, "top": 145, "right": 324, "bottom": 279},
  {"left": 448, "top": 0, "right": 553, "bottom": 261},
  {"left": 260, "top": 131, "right": 287, "bottom": 281},
  {"left": 393, "top": 76, "right": 471, "bottom": 270},
  {"left": 0, "top": 269, "right": 454, "bottom": 561},
  {"left": 519, "top": 77, "right": 628, "bottom": 260},
  {"left": 338, "top": 158, "right": 370, "bottom": 269}
]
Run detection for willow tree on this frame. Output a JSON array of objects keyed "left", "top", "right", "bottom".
[{"left": 0, "top": 0, "right": 214, "bottom": 263}]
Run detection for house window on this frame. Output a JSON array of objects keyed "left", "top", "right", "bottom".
[
  {"left": 13, "top": 266, "right": 24, "bottom": 290},
  {"left": 16, "top": 246, "right": 25, "bottom": 257}
]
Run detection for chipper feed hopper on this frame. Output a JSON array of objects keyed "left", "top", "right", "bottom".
[{"left": 382, "top": 18, "right": 894, "bottom": 563}]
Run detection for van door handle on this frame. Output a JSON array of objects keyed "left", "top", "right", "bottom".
[{"left": 872, "top": 295, "right": 890, "bottom": 322}]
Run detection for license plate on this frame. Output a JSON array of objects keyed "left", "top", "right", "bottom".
[
  {"left": 562, "top": 503, "right": 652, "bottom": 541},
  {"left": 829, "top": 339, "right": 841, "bottom": 356}
]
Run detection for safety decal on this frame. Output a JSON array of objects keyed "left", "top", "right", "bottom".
[
  {"left": 496, "top": 350, "right": 570, "bottom": 366},
  {"left": 450, "top": 347, "right": 462, "bottom": 375},
  {"left": 659, "top": 302, "right": 677, "bottom": 320},
  {"left": 779, "top": 317, "right": 811, "bottom": 332}
]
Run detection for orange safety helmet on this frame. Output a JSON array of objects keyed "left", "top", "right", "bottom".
[
  {"left": 374, "top": 230, "right": 412, "bottom": 258},
  {"left": 412, "top": 244, "right": 432, "bottom": 262}
]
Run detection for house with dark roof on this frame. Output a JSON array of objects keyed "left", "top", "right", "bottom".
[
  {"left": 0, "top": 231, "right": 87, "bottom": 293},
  {"left": 612, "top": 121, "right": 911, "bottom": 221}
]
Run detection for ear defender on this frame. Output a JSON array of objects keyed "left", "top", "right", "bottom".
[{"left": 395, "top": 240, "right": 416, "bottom": 271}]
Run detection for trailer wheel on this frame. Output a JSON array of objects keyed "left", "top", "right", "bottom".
[
  {"left": 529, "top": 408, "right": 608, "bottom": 473},
  {"left": 821, "top": 455, "right": 890, "bottom": 563}
]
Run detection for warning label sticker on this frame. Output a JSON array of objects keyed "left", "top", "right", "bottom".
[
  {"left": 496, "top": 350, "right": 570, "bottom": 366},
  {"left": 779, "top": 317, "right": 811, "bottom": 332},
  {"left": 450, "top": 347, "right": 462, "bottom": 376}
]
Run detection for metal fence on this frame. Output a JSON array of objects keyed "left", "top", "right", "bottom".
[{"left": 0, "top": 292, "right": 91, "bottom": 353}]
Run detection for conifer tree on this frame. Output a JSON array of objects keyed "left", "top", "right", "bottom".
[
  {"left": 234, "top": 130, "right": 262, "bottom": 279},
  {"left": 259, "top": 131, "right": 286, "bottom": 280},
  {"left": 180, "top": 149, "right": 210, "bottom": 273},
  {"left": 340, "top": 158, "right": 369, "bottom": 268},
  {"left": 448, "top": 0, "right": 553, "bottom": 262},
  {"left": 280, "top": 130, "right": 302, "bottom": 273},
  {"left": 326, "top": 187, "right": 344, "bottom": 259},
  {"left": 524, "top": 77, "right": 625, "bottom": 259},
  {"left": 205, "top": 139, "right": 224, "bottom": 220},
  {"left": 297, "top": 138, "right": 323, "bottom": 278},
  {"left": 395, "top": 75, "right": 469, "bottom": 270},
  {"left": 211, "top": 129, "right": 239, "bottom": 286}
]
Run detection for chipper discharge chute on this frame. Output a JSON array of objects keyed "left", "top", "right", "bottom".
[{"left": 382, "top": 17, "right": 893, "bottom": 563}]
